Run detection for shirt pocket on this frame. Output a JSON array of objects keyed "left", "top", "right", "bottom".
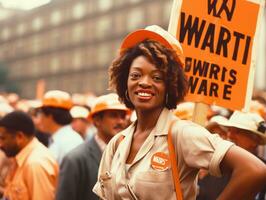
[
  {"left": 98, "top": 171, "right": 115, "bottom": 200},
  {"left": 9, "top": 182, "right": 29, "bottom": 200},
  {"left": 133, "top": 170, "right": 175, "bottom": 200}
]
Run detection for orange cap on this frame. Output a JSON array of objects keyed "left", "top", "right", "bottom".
[
  {"left": 41, "top": 90, "right": 73, "bottom": 110},
  {"left": 89, "top": 93, "right": 129, "bottom": 119},
  {"left": 120, "top": 25, "right": 184, "bottom": 66}
]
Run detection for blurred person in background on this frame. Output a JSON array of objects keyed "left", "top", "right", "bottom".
[
  {"left": 37, "top": 90, "right": 83, "bottom": 165},
  {"left": 0, "top": 111, "right": 58, "bottom": 200},
  {"left": 70, "top": 105, "right": 91, "bottom": 140},
  {"left": 0, "top": 98, "right": 13, "bottom": 198},
  {"left": 197, "top": 111, "right": 266, "bottom": 200},
  {"left": 27, "top": 100, "right": 50, "bottom": 147},
  {"left": 6, "top": 93, "right": 19, "bottom": 109},
  {"left": 56, "top": 93, "right": 129, "bottom": 200}
]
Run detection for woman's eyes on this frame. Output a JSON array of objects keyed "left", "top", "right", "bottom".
[
  {"left": 129, "top": 72, "right": 164, "bottom": 82},
  {"left": 152, "top": 75, "right": 163, "bottom": 82},
  {"left": 129, "top": 72, "right": 141, "bottom": 80}
]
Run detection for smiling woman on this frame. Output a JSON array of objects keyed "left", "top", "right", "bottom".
[
  {"left": 0, "top": 0, "right": 51, "bottom": 10},
  {"left": 93, "top": 25, "right": 266, "bottom": 200}
]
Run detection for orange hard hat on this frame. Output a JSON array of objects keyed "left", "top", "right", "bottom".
[
  {"left": 120, "top": 25, "right": 184, "bottom": 66},
  {"left": 41, "top": 90, "right": 73, "bottom": 110},
  {"left": 89, "top": 93, "right": 130, "bottom": 119}
]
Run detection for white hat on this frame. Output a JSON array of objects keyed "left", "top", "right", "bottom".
[
  {"left": 214, "top": 111, "right": 266, "bottom": 144},
  {"left": 0, "top": 103, "right": 14, "bottom": 117},
  {"left": 70, "top": 106, "right": 89, "bottom": 119}
]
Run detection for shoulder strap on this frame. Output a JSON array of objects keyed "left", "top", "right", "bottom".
[{"left": 168, "top": 120, "right": 183, "bottom": 200}]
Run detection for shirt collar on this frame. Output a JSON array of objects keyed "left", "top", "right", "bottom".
[
  {"left": 52, "top": 125, "right": 70, "bottom": 141},
  {"left": 122, "top": 108, "right": 177, "bottom": 137},
  {"left": 94, "top": 134, "right": 107, "bottom": 152},
  {"left": 15, "top": 137, "right": 38, "bottom": 167}
]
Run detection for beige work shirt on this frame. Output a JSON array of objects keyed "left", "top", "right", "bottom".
[{"left": 93, "top": 108, "right": 234, "bottom": 200}]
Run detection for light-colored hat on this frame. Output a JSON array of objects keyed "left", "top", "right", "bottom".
[
  {"left": 89, "top": 93, "right": 129, "bottom": 119},
  {"left": 0, "top": 103, "right": 14, "bottom": 117},
  {"left": 174, "top": 102, "right": 195, "bottom": 120},
  {"left": 120, "top": 25, "right": 184, "bottom": 66},
  {"left": 41, "top": 90, "right": 73, "bottom": 110},
  {"left": 214, "top": 111, "right": 266, "bottom": 144},
  {"left": 70, "top": 106, "right": 89, "bottom": 119}
]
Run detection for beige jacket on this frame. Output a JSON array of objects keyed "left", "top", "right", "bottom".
[{"left": 93, "top": 108, "right": 233, "bottom": 200}]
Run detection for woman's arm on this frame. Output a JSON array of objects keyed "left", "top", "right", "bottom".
[{"left": 218, "top": 145, "right": 266, "bottom": 200}]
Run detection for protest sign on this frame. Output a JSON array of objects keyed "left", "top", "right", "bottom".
[{"left": 168, "top": 0, "right": 265, "bottom": 111}]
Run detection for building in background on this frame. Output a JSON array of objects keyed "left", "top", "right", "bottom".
[
  {"left": 0, "top": 3, "right": 21, "bottom": 21},
  {"left": 0, "top": 0, "right": 172, "bottom": 98},
  {"left": 0, "top": 0, "right": 265, "bottom": 99}
]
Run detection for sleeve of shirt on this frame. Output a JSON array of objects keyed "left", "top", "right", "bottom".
[
  {"left": 56, "top": 154, "right": 78, "bottom": 200},
  {"left": 24, "top": 161, "right": 58, "bottom": 200},
  {"left": 175, "top": 121, "right": 234, "bottom": 177}
]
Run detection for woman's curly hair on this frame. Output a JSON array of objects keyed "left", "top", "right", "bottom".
[{"left": 109, "top": 39, "right": 188, "bottom": 110}]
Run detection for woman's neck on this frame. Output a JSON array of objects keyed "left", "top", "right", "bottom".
[{"left": 135, "top": 107, "right": 164, "bottom": 132}]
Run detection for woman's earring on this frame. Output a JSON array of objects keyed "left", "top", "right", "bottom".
[
  {"left": 125, "top": 90, "right": 130, "bottom": 102},
  {"left": 165, "top": 93, "right": 169, "bottom": 105}
]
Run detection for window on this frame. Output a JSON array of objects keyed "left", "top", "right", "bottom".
[
  {"left": 72, "top": 50, "right": 82, "bottom": 70},
  {"left": 163, "top": 1, "right": 172, "bottom": 24},
  {"left": 114, "top": 11, "right": 126, "bottom": 34},
  {"left": 98, "top": 0, "right": 113, "bottom": 11},
  {"left": 95, "top": 16, "right": 112, "bottom": 39},
  {"left": 32, "top": 17, "right": 43, "bottom": 31},
  {"left": 113, "top": 0, "right": 125, "bottom": 7},
  {"left": 96, "top": 43, "right": 112, "bottom": 66},
  {"left": 50, "top": 57, "right": 60, "bottom": 74},
  {"left": 32, "top": 36, "right": 41, "bottom": 53},
  {"left": 127, "top": 7, "right": 144, "bottom": 31},
  {"left": 50, "top": 10, "right": 62, "bottom": 25},
  {"left": 72, "top": 23, "right": 84, "bottom": 43},
  {"left": 16, "top": 23, "right": 26, "bottom": 35},
  {"left": 129, "top": 0, "right": 141, "bottom": 3},
  {"left": 84, "top": 47, "right": 95, "bottom": 67},
  {"left": 147, "top": 2, "right": 162, "bottom": 25},
  {"left": 50, "top": 30, "right": 61, "bottom": 48},
  {"left": 1, "top": 28, "right": 10, "bottom": 40},
  {"left": 30, "top": 60, "right": 40, "bottom": 76},
  {"left": 72, "top": 2, "right": 86, "bottom": 19}
]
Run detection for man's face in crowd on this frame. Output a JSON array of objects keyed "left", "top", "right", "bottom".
[
  {"left": 228, "top": 127, "right": 260, "bottom": 153},
  {"left": 94, "top": 110, "right": 127, "bottom": 140},
  {"left": 0, "top": 127, "right": 21, "bottom": 157}
]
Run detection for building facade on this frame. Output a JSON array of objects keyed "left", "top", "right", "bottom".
[
  {"left": 0, "top": 0, "right": 172, "bottom": 98},
  {"left": 0, "top": 0, "right": 265, "bottom": 99}
]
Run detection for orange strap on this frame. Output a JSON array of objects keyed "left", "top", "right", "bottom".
[{"left": 168, "top": 120, "right": 183, "bottom": 200}]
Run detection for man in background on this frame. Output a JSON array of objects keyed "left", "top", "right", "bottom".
[
  {"left": 197, "top": 111, "right": 266, "bottom": 200},
  {"left": 38, "top": 90, "right": 83, "bottom": 165},
  {"left": 56, "top": 93, "right": 129, "bottom": 200},
  {"left": 70, "top": 105, "right": 93, "bottom": 140},
  {"left": 0, "top": 111, "right": 58, "bottom": 200}
]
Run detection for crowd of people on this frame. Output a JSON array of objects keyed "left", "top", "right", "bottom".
[{"left": 0, "top": 25, "right": 265, "bottom": 200}]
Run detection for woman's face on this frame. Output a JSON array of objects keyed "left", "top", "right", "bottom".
[{"left": 127, "top": 55, "right": 166, "bottom": 111}]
